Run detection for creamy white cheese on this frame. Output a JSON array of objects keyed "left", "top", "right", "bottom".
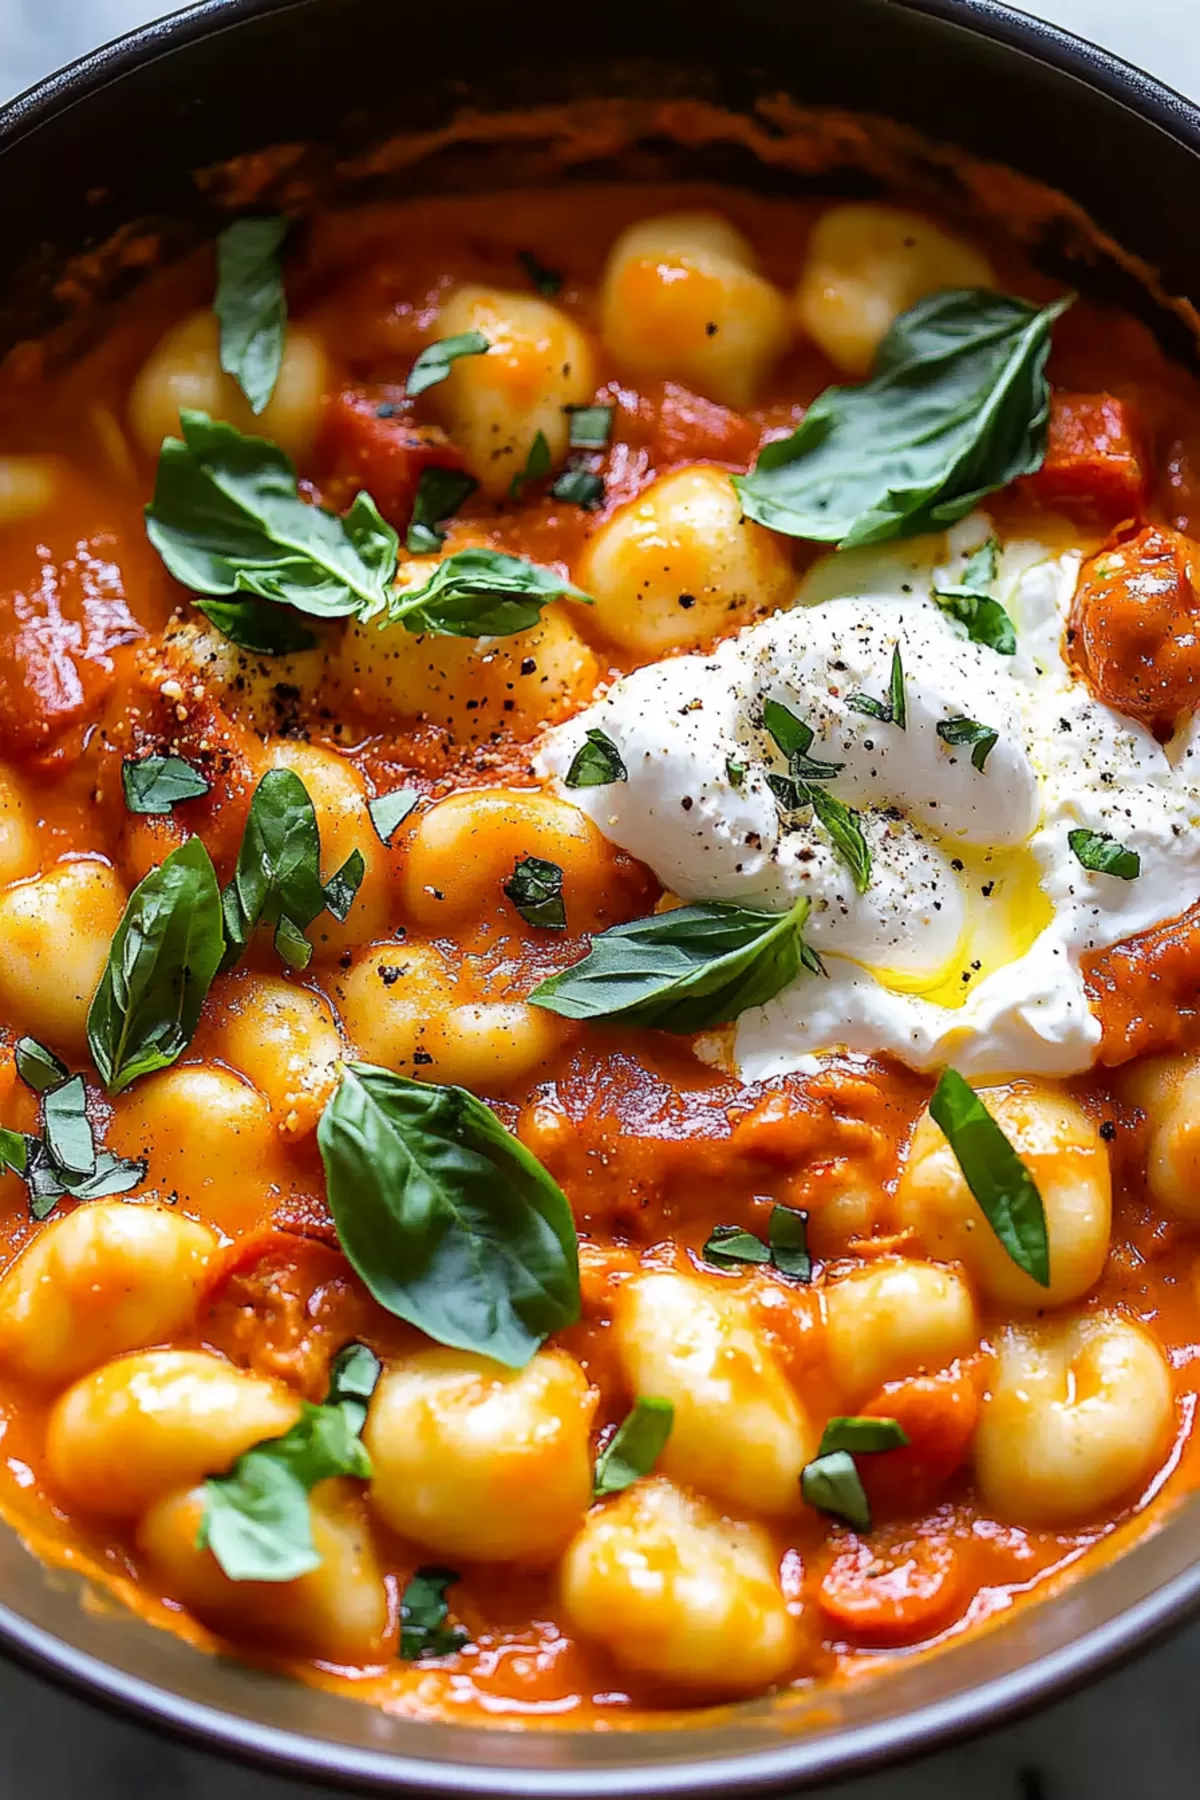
[{"left": 539, "top": 516, "right": 1200, "bottom": 1079}]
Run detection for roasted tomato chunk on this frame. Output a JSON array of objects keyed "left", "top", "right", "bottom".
[
  {"left": 1030, "top": 391, "right": 1146, "bottom": 516},
  {"left": 318, "top": 385, "right": 469, "bottom": 528},
  {"left": 1070, "top": 523, "right": 1200, "bottom": 732},
  {"left": 818, "top": 1532, "right": 967, "bottom": 1645}
]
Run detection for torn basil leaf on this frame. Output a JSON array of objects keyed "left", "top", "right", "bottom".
[
  {"left": 529, "top": 896, "right": 812, "bottom": 1033},
  {"left": 0, "top": 1128, "right": 26, "bottom": 1178},
  {"left": 928, "top": 1068, "right": 1050, "bottom": 1285},
  {"left": 15, "top": 1037, "right": 67, "bottom": 1094},
  {"left": 503, "top": 855, "right": 566, "bottom": 930},
  {"left": 406, "top": 331, "right": 490, "bottom": 399},
  {"left": 702, "top": 1223, "right": 771, "bottom": 1268},
  {"left": 517, "top": 250, "right": 562, "bottom": 297},
  {"left": 734, "top": 291, "right": 1070, "bottom": 547},
  {"left": 801, "top": 1416, "right": 908, "bottom": 1531},
  {"left": 933, "top": 536, "right": 1016, "bottom": 655},
  {"left": 87, "top": 836, "right": 225, "bottom": 1095},
  {"left": 122, "top": 754, "right": 211, "bottom": 815},
  {"left": 702, "top": 1204, "right": 811, "bottom": 1281},
  {"left": 763, "top": 699, "right": 844, "bottom": 781},
  {"left": 406, "top": 467, "right": 478, "bottom": 555},
  {"left": 399, "top": 1566, "right": 470, "bottom": 1660},
  {"left": 368, "top": 788, "right": 420, "bottom": 845},
  {"left": 324, "top": 1340, "right": 382, "bottom": 1437},
  {"left": 383, "top": 548, "right": 591, "bottom": 638},
  {"left": 214, "top": 215, "right": 288, "bottom": 415},
  {"left": 221, "top": 769, "right": 359, "bottom": 972},
  {"left": 549, "top": 463, "right": 605, "bottom": 511},
  {"left": 323, "top": 850, "right": 365, "bottom": 923},
  {"left": 509, "top": 431, "right": 551, "bottom": 500},
  {"left": 770, "top": 777, "right": 871, "bottom": 895},
  {"left": 847, "top": 645, "right": 906, "bottom": 729},
  {"left": 593, "top": 1397, "right": 675, "bottom": 1498},
  {"left": 195, "top": 596, "right": 319, "bottom": 655},
  {"left": 317, "top": 1063, "right": 580, "bottom": 1368},
  {"left": 1068, "top": 828, "right": 1140, "bottom": 880},
  {"left": 819, "top": 1416, "right": 909, "bottom": 1457},
  {"left": 42, "top": 1076, "right": 95, "bottom": 1178},
  {"left": 937, "top": 716, "right": 1000, "bottom": 772},
  {"left": 564, "top": 727, "right": 626, "bottom": 789},
  {"left": 566, "top": 405, "right": 613, "bottom": 450}
]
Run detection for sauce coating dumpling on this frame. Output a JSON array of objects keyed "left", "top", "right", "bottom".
[
  {"left": 576, "top": 465, "right": 795, "bottom": 655},
  {"left": 425, "top": 287, "right": 595, "bottom": 497},
  {"left": 560, "top": 1477, "right": 798, "bottom": 1692},
  {"left": 600, "top": 213, "right": 790, "bottom": 407},
  {"left": 824, "top": 1260, "right": 979, "bottom": 1402},
  {"left": 0, "top": 860, "right": 126, "bottom": 1054},
  {"left": 1119, "top": 1052, "right": 1200, "bottom": 1221},
  {"left": 795, "top": 204, "right": 995, "bottom": 375}
]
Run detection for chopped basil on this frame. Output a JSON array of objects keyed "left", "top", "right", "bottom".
[
  {"left": 726, "top": 758, "right": 747, "bottom": 789},
  {"left": 399, "top": 1566, "right": 470, "bottom": 1660},
  {"left": 21, "top": 1138, "right": 144, "bottom": 1219},
  {"left": 503, "top": 855, "right": 566, "bottom": 930},
  {"left": 549, "top": 463, "right": 605, "bottom": 511},
  {"left": 593, "top": 1397, "right": 675, "bottom": 1497},
  {"left": 566, "top": 405, "right": 613, "bottom": 451},
  {"left": 509, "top": 431, "right": 552, "bottom": 500},
  {"left": 317, "top": 1063, "right": 580, "bottom": 1367},
  {"left": 847, "top": 645, "right": 906, "bottom": 729},
  {"left": 771, "top": 778, "right": 872, "bottom": 895},
  {"left": 929, "top": 1068, "right": 1050, "bottom": 1285},
  {"left": 734, "top": 291, "right": 1070, "bottom": 547},
  {"left": 87, "top": 836, "right": 225, "bottom": 1095},
  {"left": 367, "top": 788, "right": 420, "bottom": 845},
  {"left": 937, "top": 715, "right": 1000, "bottom": 772},
  {"left": 516, "top": 250, "right": 562, "bottom": 297},
  {"left": 221, "top": 769, "right": 361, "bottom": 972},
  {"left": 1068, "top": 828, "right": 1140, "bottom": 881},
  {"left": 801, "top": 1415, "right": 909, "bottom": 1531},
  {"left": 702, "top": 1203, "right": 812, "bottom": 1281},
  {"left": 213, "top": 215, "right": 288, "bottom": 415},
  {"left": 195, "top": 596, "right": 319, "bottom": 655},
  {"left": 383, "top": 548, "right": 592, "bottom": 638},
  {"left": 564, "top": 727, "right": 626, "bottom": 789},
  {"left": 763, "top": 699, "right": 845, "bottom": 781},
  {"left": 122, "top": 754, "right": 211, "bottom": 815},
  {"left": 933, "top": 537, "right": 1016, "bottom": 656},
  {"left": 198, "top": 1341, "right": 380, "bottom": 1583},
  {"left": 14, "top": 1037, "right": 67, "bottom": 1093},
  {"left": 146, "top": 412, "right": 397, "bottom": 625},
  {"left": 0, "top": 1129, "right": 26, "bottom": 1178},
  {"left": 405, "top": 331, "right": 490, "bottom": 399},
  {"left": 528, "top": 896, "right": 812, "bottom": 1033},
  {"left": 406, "top": 467, "right": 478, "bottom": 556},
  {"left": 42, "top": 1076, "right": 95, "bottom": 1178}
]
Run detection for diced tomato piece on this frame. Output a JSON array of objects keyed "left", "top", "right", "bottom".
[
  {"left": 818, "top": 1534, "right": 966, "bottom": 1645},
  {"left": 317, "top": 385, "right": 468, "bottom": 529},
  {"left": 1030, "top": 391, "right": 1146, "bottom": 516},
  {"left": 649, "top": 381, "right": 763, "bottom": 469},
  {"left": 858, "top": 1369, "right": 979, "bottom": 1517}
]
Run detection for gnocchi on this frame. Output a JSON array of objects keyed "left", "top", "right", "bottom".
[{"left": 129, "top": 309, "right": 328, "bottom": 459}]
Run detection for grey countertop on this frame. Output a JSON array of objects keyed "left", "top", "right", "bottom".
[{"left": 0, "top": 0, "right": 1197, "bottom": 1793}]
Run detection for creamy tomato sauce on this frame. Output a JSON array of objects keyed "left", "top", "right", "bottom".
[{"left": 0, "top": 177, "right": 1195, "bottom": 1727}]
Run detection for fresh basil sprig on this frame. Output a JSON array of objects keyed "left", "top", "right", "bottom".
[
  {"left": 406, "top": 331, "right": 490, "bottom": 399},
  {"left": 400, "top": 1567, "right": 470, "bottom": 1660},
  {"left": 933, "top": 537, "right": 1016, "bottom": 655},
  {"left": 382, "top": 548, "right": 591, "bottom": 637},
  {"left": 87, "top": 836, "right": 225, "bottom": 1095},
  {"left": 122, "top": 754, "right": 211, "bottom": 815},
  {"left": 801, "top": 1416, "right": 909, "bottom": 1532},
  {"left": 593, "top": 1397, "right": 674, "bottom": 1498},
  {"left": 734, "top": 290, "right": 1070, "bottom": 547},
  {"left": 199, "top": 1341, "right": 380, "bottom": 1583},
  {"left": 847, "top": 645, "right": 907, "bottom": 729},
  {"left": 220, "top": 769, "right": 363, "bottom": 973},
  {"left": 214, "top": 216, "right": 288, "bottom": 415},
  {"left": 406, "top": 467, "right": 478, "bottom": 555},
  {"left": 703, "top": 1203, "right": 811, "bottom": 1282},
  {"left": 529, "top": 896, "right": 811, "bottom": 1033},
  {"left": 1069, "top": 828, "right": 1140, "bottom": 881},
  {"left": 504, "top": 855, "right": 566, "bottom": 930},
  {"left": 317, "top": 1064, "right": 580, "bottom": 1368},
  {"left": 928, "top": 1068, "right": 1050, "bottom": 1285},
  {"left": 564, "top": 728, "right": 626, "bottom": 789},
  {"left": 509, "top": 431, "right": 551, "bottom": 500},
  {"left": 937, "top": 716, "right": 999, "bottom": 771}
]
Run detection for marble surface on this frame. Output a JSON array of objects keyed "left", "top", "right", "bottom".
[{"left": 0, "top": 0, "right": 1197, "bottom": 1793}]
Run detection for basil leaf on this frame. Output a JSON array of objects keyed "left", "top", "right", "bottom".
[
  {"left": 406, "top": 332, "right": 489, "bottom": 400},
  {"left": 504, "top": 855, "right": 566, "bottom": 930},
  {"left": 564, "top": 727, "right": 626, "bottom": 789},
  {"left": 122, "top": 754, "right": 210, "bottom": 815},
  {"left": 399, "top": 1566, "right": 470, "bottom": 1660},
  {"left": 847, "top": 646, "right": 908, "bottom": 730},
  {"left": 768, "top": 1203, "right": 812, "bottom": 1280},
  {"left": 87, "top": 836, "right": 225, "bottom": 1095},
  {"left": 146, "top": 412, "right": 398, "bottom": 620},
  {"left": 0, "top": 1128, "right": 27, "bottom": 1177},
  {"left": 818, "top": 1416, "right": 909, "bottom": 1456},
  {"left": 195, "top": 596, "right": 319, "bottom": 655},
  {"left": 702, "top": 1223, "right": 771, "bottom": 1268},
  {"left": 734, "top": 291, "right": 1070, "bottom": 547},
  {"left": 15, "top": 1037, "right": 67, "bottom": 1093},
  {"left": 214, "top": 216, "right": 288, "bottom": 415},
  {"left": 566, "top": 406, "right": 613, "bottom": 450},
  {"left": 528, "top": 896, "right": 811, "bottom": 1033},
  {"left": 221, "top": 769, "right": 355, "bottom": 972},
  {"left": 517, "top": 250, "right": 562, "bottom": 297},
  {"left": 726, "top": 758, "right": 747, "bottom": 789},
  {"left": 796, "top": 782, "right": 872, "bottom": 894},
  {"left": 367, "top": 788, "right": 419, "bottom": 846},
  {"left": 937, "top": 715, "right": 999, "bottom": 772},
  {"left": 593, "top": 1397, "right": 675, "bottom": 1498},
  {"left": 509, "top": 431, "right": 551, "bottom": 500},
  {"left": 317, "top": 1063, "right": 580, "bottom": 1368},
  {"left": 763, "top": 700, "right": 844, "bottom": 780},
  {"left": 549, "top": 463, "right": 605, "bottom": 511},
  {"left": 42, "top": 1075, "right": 95, "bottom": 1178},
  {"left": 406, "top": 467, "right": 477, "bottom": 556},
  {"left": 1069, "top": 828, "right": 1140, "bottom": 881},
  {"left": 933, "top": 537, "right": 1016, "bottom": 655},
  {"left": 801, "top": 1449, "right": 870, "bottom": 1530},
  {"left": 59, "top": 1148, "right": 145, "bottom": 1201},
  {"left": 928, "top": 1068, "right": 1050, "bottom": 1285},
  {"left": 384, "top": 548, "right": 591, "bottom": 638},
  {"left": 325, "top": 1340, "right": 382, "bottom": 1437}
]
